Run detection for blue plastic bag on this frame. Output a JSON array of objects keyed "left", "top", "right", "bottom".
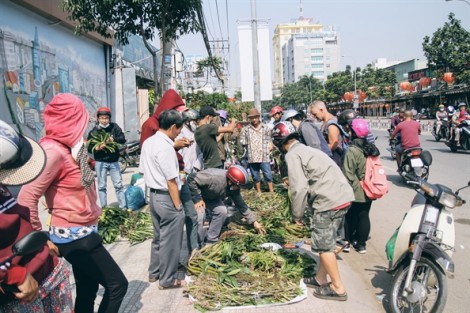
[{"left": 125, "top": 185, "right": 145, "bottom": 211}]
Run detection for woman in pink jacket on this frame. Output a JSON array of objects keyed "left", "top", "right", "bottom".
[{"left": 18, "top": 94, "right": 128, "bottom": 313}]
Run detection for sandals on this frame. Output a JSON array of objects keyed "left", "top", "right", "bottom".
[
  {"left": 313, "top": 284, "right": 348, "bottom": 301},
  {"left": 158, "top": 279, "right": 185, "bottom": 290},
  {"left": 303, "top": 277, "right": 327, "bottom": 289}
]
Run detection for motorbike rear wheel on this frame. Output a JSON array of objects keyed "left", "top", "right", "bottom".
[
  {"left": 118, "top": 157, "right": 127, "bottom": 173},
  {"left": 388, "top": 257, "right": 447, "bottom": 313}
]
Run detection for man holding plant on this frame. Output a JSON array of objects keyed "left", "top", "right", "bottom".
[{"left": 87, "top": 107, "right": 127, "bottom": 209}]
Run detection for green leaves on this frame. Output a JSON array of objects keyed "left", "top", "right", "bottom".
[
  {"left": 88, "top": 130, "right": 120, "bottom": 153},
  {"left": 422, "top": 13, "right": 470, "bottom": 82}
]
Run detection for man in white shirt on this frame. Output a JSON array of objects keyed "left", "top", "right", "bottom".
[{"left": 140, "top": 109, "right": 185, "bottom": 289}]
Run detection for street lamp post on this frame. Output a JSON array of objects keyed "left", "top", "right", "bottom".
[{"left": 445, "top": 0, "right": 470, "bottom": 6}]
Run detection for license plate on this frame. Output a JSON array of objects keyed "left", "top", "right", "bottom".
[{"left": 410, "top": 158, "right": 423, "bottom": 167}]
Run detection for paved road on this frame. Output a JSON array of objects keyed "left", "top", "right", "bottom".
[{"left": 349, "top": 129, "right": 470, "bottom": 313}]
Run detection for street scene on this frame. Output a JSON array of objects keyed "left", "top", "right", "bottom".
[{"left": 1, "top": 0, "right": 470, "bottom": 313}]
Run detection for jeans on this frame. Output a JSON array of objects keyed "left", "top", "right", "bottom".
[
  {"left": 57, "top": 233, "right": 128, "bottom": 313},
  {"left": 248, "top": 162, "right": 273, "bottom": 182},
  {"left": 95, "top": 161, "right": 126, "bottom": 209}
]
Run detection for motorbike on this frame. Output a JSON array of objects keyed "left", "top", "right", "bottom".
[
  {"left": 445, "top": 119, "right": 470, "bottom": 152},
  {"left": 386, "top": 178, "right": 469, "bottom": 313},
  {"left": 398, "top": 148, "right": 432, "bottom": 182},
  {"left": 118, "top": 140, "right": 141, "bottom": 173},
  {"left": 431, "top": 119, "right": 449, "bottom": 142},
  {"left": 0, "top": 231, "right": 50, "bottom": 292}
]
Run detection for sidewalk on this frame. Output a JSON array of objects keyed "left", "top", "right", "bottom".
[{"left": 39, "top": 167, "right": 386, "bottom": 313}]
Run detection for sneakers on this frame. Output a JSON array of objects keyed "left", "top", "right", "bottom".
[
  {"left": 342, "top": 243, "right": 350, "bottom": 253},
  {"left": 353, "top": 244, "right": 367, "bottom": 254}
]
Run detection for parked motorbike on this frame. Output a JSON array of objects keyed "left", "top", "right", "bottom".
[
  {"left": 432, "top": 119, "right": 449, "bottom": 142},
  {"left": 445, "top": 119, "right": 470, "bottom": 152},
  {"left": 0, "top": 231, "right": 49, "bottom": 292},
  {"left": 386, "top": 178, "right": 469, "bottom": 313},
  {"left": 399, "top": 148, "right": 432, "bottom": 182},
  {"left": 118, "top": 140, "right": 141, "bottom": 173}
]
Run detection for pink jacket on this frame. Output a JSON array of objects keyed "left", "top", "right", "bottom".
[
  {"left": 17, "top": 93, "right": 101, "bottom": 230},
  {"left": 18, "top": 139, "right": 101, "bottom": 230}
]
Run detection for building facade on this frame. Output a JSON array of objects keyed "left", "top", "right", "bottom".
[
  {"left": 282, "top": 31, "right": 340, "bottom": 84},
  {"left": 273, "top": 18, "right": 340, "bottom": 88}
]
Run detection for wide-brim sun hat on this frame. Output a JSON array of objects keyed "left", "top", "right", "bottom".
[{"left": 0, "top": 121, "right": 46, "bottom": 186}]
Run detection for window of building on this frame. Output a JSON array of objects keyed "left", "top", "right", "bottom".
[
  {"left": 311, "top": 64, "right": 323, "bottom": 69},
  {"left": 311, "top": 56, "right": 323, "bottom": 62},
  {"left": 311, "top": 48, "right": 323, "bottom": 54}
]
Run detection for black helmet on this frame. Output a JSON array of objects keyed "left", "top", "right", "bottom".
[
  {"left": 182, "top": 109, "right": 199, "bottom": 122},
  {"left": 338, "top": 109, "right": 358, "bottom": 126}
]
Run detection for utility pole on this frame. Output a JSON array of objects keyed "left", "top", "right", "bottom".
[{"left": 251, "top": 0, "right": 261, "bottom": 112}]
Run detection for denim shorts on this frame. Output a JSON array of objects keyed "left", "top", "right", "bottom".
[
  {"left": 311, "top": 208, "right": 349, "bottom": 253},
  {"left": 248, "top": 162, "right": 273, "bottom": 182}
]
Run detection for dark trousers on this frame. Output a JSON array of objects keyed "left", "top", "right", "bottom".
[
  {"left": 58, "top": 233, "right": 128, "bottom": 313},
  {"left": 345, "top": 201, "right": 372, "bottom": 247}
]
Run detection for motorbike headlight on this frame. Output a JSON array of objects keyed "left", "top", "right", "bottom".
[{"left": 439, "top": 191, "right": 456, "bottom": 208}]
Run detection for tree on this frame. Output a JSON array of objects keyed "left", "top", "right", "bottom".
[
  {"left": 62, "top": 0, "right": 203, "bottom": 96},
  {"left": 196, "top": 56, "right": 224, "bottom": 80},
  {"left": 422, "top": 13, "right": 470, "bottom": 84}
]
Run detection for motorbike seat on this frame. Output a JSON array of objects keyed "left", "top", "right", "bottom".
[{"left": 402, "top": 147, "right": 422, "bottom": 155}]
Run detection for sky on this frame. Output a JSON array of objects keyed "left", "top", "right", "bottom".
[{"left": 175, "top": 0, "right": 470, "bottom": 91}]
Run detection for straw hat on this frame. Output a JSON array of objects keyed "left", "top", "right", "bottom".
[{"left": 0, "top": 120, "right": 46, "bottom": 186}]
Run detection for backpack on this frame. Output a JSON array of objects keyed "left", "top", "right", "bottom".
[
  {"left": 360, "top": 156, "right": 389, "bottom": 200},
  {"left": 323, "top": 118, "right": 350, "bottom": 165},
  {"left": 298, "top": 120, "right": 332, "bottom": 157}
]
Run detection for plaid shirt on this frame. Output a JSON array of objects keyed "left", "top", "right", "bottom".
[{"left": 240, "top": 123, "right": 272, "bottom": 163}]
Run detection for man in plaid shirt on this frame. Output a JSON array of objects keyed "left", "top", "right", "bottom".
[{"left": 240, "top": 108, "right": 274, "bottom": 193}]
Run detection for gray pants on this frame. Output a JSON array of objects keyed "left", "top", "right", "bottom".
[
  {"left": 205, "top": 199, "right": 227, "bottom": 243},
  {"left": 180, "top": 183, "right": 200, "bottom": 252},
  {"left": 148, "top": 191, "right": 185, "bottom": 287}
]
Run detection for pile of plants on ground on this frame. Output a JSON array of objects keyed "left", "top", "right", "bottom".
[
  {"left": 98, "top": 207, "right": 153, "bottom": 245},
  {"left": 185, "top": 188, "right": 316, "bottom": 312}
]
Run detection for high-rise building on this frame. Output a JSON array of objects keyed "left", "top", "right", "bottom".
[{"left": 273, "top": 18, "right": 340, "bottom": 87}]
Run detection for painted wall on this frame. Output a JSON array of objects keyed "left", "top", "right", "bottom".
[{"left": 0, "top": 1, "right": 107, "bottom": 140}]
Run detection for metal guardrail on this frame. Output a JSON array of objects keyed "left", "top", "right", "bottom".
[{"left": 365, "top": 118, "right": 433, "bottom": 133}]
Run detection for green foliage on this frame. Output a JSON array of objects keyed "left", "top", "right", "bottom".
[
  {"left": 422, "top": 13, "right": 470, "bottom": 83},
  {"left": 196, "top": 56, "right": 224, "bottom": 78},
  {"left": 62, "top": 0, "right": 202, "bottom": 44},
  {"left": 148, "top": 89, "right": 156, "bottom": 116},
  {"left": 358, "top": 64, "right": 396, "bottom": 99}
]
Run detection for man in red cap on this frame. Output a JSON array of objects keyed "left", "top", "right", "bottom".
[{"left": 240, "top": 108, "right": 274, "bottom": 193}]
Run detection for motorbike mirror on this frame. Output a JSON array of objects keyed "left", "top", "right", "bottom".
[
  {"left": 420, "top": 150, "right": 433, "bottom": 166},
  {"left": 12, "top": 231, "right": 49, "bottom": 257},
  {"left": 455, "top": 181, "right": 470, "bottom": 196}
]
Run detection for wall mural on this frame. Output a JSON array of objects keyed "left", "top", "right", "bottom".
[{"left": 0, "top": 2, "right": 107, "bottom": 141}]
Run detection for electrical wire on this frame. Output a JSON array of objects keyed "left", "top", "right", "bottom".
[{"left": 215, "top": 0, "right": 224, "bottom": 41}]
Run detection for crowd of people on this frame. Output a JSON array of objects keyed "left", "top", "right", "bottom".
[{"left": 8, "top": 89, "right": 466, "bottom": 310}]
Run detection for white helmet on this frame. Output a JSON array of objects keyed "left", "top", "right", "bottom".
[
  {"left": 0, "top": 120, "right": 46, "bottom": 186},
  {"left": 448, "top": 106, "right": 455, "bottom": 113}
]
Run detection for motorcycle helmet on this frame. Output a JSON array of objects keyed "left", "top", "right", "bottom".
[
  {"left": 351, "top": 118, "right": 369, "bottom": 139},
  {"left": 338, "top": 109, "right": 358, "bottom": 126},
  {"left": 226, "top": 165, "right": 249, "bottom": 185},
  {"left": 281, "top": 109, "right": 300, "bottom": 122},
  {"left": 217, "top": 110, "right": 228, "bottom": 120},
  {"left": 97, "top": 107, "right": 111, "bottom": 118},
  {"left": 269, "top": 106, "right": 283, "bottom": 117},
  {"left": 0, "top": 120, "right": 46, "bottom": 186},
  {"left": 458, "top": 102, "right": 467, "bottom": 109},
  {"left": 448, "top": 106, "right": 455, "bottom": 114},
  {"left": 182, "top": 109, "right": 199, "bottom": 122},
  {"left": 271, "top": 121, "right": 299, "bottom": 148}
]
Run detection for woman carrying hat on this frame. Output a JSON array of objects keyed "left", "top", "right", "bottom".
[
  {"left": 18, "top": 94, "right": 128, "bottom": 313},
  {"left": 0, "top": 120, "right": 73, "bottom": 312}
]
